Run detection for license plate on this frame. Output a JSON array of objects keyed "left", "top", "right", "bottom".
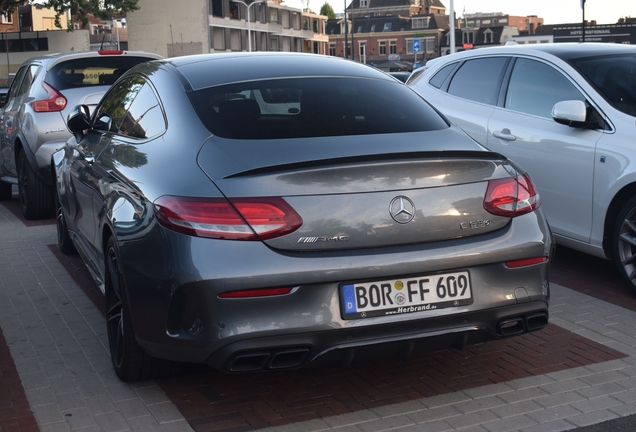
[{"left": 340, "top": 271, "right": 472, "bottom": 319}]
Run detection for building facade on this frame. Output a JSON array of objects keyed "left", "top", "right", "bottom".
[
  {"left": 326, "top": 0, "right": 449, "bottom": 70},
  {"left": 127, "top": 0, "right": 328, "bottom": 58}
]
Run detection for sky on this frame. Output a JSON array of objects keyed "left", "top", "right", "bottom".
[{"left": 290, "top": 0, "right": 636, "bottom": 25}]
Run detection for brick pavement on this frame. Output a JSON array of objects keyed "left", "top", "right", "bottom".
[{"left": 3, "top": 193, "right": 636, "bottom": 432}]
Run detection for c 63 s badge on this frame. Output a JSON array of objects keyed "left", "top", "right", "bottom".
[{"left": 298, "top": 235, "right": 349, "bottom": 243}]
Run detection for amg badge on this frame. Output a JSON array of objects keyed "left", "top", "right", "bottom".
[{"left": 297, "top": 236, "right": 349, "bottom": 243}]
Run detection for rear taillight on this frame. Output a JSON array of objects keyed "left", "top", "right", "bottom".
[
  {"left": 484, "top": 173, "right": 540, "bottom": 217},
  {"left": 153, "top": 196, "right": 303, "bottom": 240},
  {"left": 98, "top": 50, "right": 124, "bottom": 55},
  {"left": 505, "top": 257, "right": 548, "bottom": 268},
  {"left": 30, "top": 82, "right": 67, "bottom": 112},
  {"left": 218, "top": 287, "right": 293, "bottom": 298}
]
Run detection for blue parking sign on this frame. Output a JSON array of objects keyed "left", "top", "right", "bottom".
[{"left": 412, "top": 39, "right": 421, "bottom": 53}]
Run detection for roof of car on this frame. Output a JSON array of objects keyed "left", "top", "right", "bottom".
[
  {"left": 441, "top": 42, "right": 636, "bottom": 62},
  {"left": 23, "top": 50, "right": 163, "bottom": 66},
  {"left": 161, "top": 52, "right": 396, "bottom": 90}
]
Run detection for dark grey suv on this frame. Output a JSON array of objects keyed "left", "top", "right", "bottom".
[{"left": 0, "top": 49, "right": 162, "bottom": 219}]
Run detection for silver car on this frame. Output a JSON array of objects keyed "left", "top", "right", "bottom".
[
  {"left": 53, "top": 52, "right": 552, "bottom": 381},
  {"left": 408, "top": 43, "right": 636, "bottom": 293},
  {"left": 0, "top": 49, "right": 162, "bottom": 219}
]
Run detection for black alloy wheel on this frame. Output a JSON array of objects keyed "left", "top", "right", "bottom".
[
  {"left": 17, "top": 151, "right": 54, "bottom": 220},
  {"left": 614, "top": 195, "right": 636, "bottom": 293},
  {"left": 105, "top": 237, "right": 177, "bottom": 381}
]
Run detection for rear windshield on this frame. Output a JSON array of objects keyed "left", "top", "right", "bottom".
[
  {"left": 189, "top": 77, "right": 449, "bottom": 139},
  {"left": 569, "top": 54, "right": 636, "bottom": 116},
  {"left": 45, "top": 56, "right": 156, "bottom": 90}
]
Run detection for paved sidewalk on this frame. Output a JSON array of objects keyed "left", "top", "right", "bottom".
[{"left": 3, "top": 195, "right": 636, "bottom": 432}]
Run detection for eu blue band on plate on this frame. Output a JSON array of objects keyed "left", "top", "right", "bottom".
[{"left": 342, "top": 284, "right": 356, "bottom": 314}]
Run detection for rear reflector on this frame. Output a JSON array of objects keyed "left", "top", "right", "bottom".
[
  {"left": 505, "top": 257, "right": 548, "bottom": 268},
  {"left": 484, "top": 173, "right": 540, "bottom": 218},
  {"left": 219, "top": 287, "right": 293, "bottom": 298},
  {"left": 30, "top": 82, "right": 67, "bottom": 112},
  {"left": 153, "top": 195, "right": 302, "bottom": 240}
]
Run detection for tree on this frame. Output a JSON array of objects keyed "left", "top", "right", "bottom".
[
  {"left": 320, "top": 2, "right": 336, "bottom": 20},
  {"left": 0, "top": 0, "right": 140, "bottom": 31}
]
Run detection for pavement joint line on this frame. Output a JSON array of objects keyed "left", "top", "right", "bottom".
[{"left": 3, "top": 204, "right": 636, "bottom": 431}]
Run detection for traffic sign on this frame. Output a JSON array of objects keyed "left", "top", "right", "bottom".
[{"left": 412, "top": 39, "right": 421, "bottom": 53}]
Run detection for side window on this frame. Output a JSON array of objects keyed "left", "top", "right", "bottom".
[
  {"left": 447, "top": 57, "right": 509, "bottom": 105},
  {"left": 505, "top": 58, "right": 585, "bottom": 118},
  {"left": 119, "top": 83, "right": 165, "bottom": 139},
  {"left": 429, "top": 62, "right": 458, "bottom": 89},
  {"left": 6, "top": 65, "right": 29, "bottom": 101},
  {"left": 17, "top": 65, "right": 39, "bottom": 97},
  {"left": 94, "top": 76, "right": 144, "bottom": 133}
]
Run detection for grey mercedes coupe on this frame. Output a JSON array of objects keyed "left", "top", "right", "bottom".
[{"left": 53, "top": 52, "right": 553, "bottom": 381}]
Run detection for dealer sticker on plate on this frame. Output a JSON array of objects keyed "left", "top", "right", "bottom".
[{"left": 340, "top": 271, "right": 473, "bottom": 319}]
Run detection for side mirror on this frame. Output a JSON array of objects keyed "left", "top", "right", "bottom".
[
  {"left": 552, "top": 100, "right": 604, "bottom": 130},
  {"left": 67, "top": 104, "right": 91, "bottom": 139}
]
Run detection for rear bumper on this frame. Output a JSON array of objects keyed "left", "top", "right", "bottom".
[{"left": 118, "top": 210, "right": 552, "bottom": 371}]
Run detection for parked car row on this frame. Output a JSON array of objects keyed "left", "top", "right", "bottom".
[
  {"left": 407, "top": 42, "right": 636, "bottom": 293},
  {"left": 10, "top": 43, "right": 634, "bottom": 382}
]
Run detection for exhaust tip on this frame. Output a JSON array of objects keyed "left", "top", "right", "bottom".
[
  {"left": 269, "top": 348, "right": 309, "bottom": 369},
  {"left": 525, "top": 313, "right": 548, "bottom": 331},
  {"left": 227, "top": 352, "right": 271, "bottom": 372},
  {"left": 497, "top": 318, "right": 525, "bottom": 336}
]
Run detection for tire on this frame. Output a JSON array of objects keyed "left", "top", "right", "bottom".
[
  {"left": 0, "top": 181, "right": 11, "bottom": 201},
  {"left": 17, "top": 151, "right": 54, "bottom": 220},
  {"left": 56, "top": 207, "right": 77, "bottom": 255},
  {"left": 105, "top": 237, "right": 177, "bottom": 381},
  {"left": 613, "top": 195, "right": 636, "bottom": 293}
]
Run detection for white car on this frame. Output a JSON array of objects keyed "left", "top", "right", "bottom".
[{"left": 408, "top": 43, "right": 636, "bottom": 292}]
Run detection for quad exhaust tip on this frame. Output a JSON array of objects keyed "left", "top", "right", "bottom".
[
  {"left": 227, "top": 347, "right": 310, "bottom": 372},
  {"left": 497, "top": 312, "right": 548, "bottom": 337}
]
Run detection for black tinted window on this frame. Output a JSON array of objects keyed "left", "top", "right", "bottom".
[
  {"left": 505, "top": 58, "right": 584, "bottom": 118},
  {"left": 189, "top": 77, "right": 448, "bottom": 139},
  {"left": 429, "top": 63, "right": 458, "bottom": 89},
  {"left": 45, "top": 56, "right": 155, "bottom": 91},
  {"left": 570, "top": 54, "right": 636, "bottom": 116},
  {"left": 447, "top": 57, "right": 509, "bottom": 105},
  {"left": 120, "top": 83, "right": 165, "bottom": 139},
  {"left": 94, "top": 77, "right": 144, "bottom": 133}
]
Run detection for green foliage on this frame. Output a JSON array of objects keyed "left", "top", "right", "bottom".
[
  {"left": 320, "top": 2, "right": 336, "bottom": 20},
  {"left": 0, "top": 0, "right": 140, "bottom": 31}
]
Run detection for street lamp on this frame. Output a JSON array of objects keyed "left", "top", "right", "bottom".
[{"left": 233, "top": 0, "right": 266, "bottom": 52}]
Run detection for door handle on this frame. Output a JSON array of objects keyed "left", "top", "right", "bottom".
[
  {"left": 85, "top": 153, "right": 95, "bottom": 165},
  {"left": 493, "top": 128, "right": 517, "bottom": 141}
]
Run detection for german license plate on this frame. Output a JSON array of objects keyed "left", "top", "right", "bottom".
[{"left": 340, "top": 271, "right": 472, "bottom": 319}]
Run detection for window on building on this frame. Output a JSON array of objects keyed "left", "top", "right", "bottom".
[
  {"left": 484, "top": 29, "right": 493, "bottom": 44},
  {"left": 360, "top": 42, "right": 366, "bottom": 57},
  {"left": 357, "top": 25, "right": 363, "bottom": 33},
  {"left": 212, "top": 0, "right": 223, "bottom": 17},
  {"left": 329, "top": 43, "right": 336, "bottom": 56},
  {"left": 229, "top": 1, "right": 239, "bottom": 19},
  {"left": 360, "top": 0, "right": 369, "bottom": 6},
  {"left": 482, "top": 19, "right": 491, "bottom": 24},
  {"left": 383, "top": 22, "right": 392, "bottom": 31},
  {"left": 389, "top": 40, "right": 397, "bottom": 54},
  {"left": 499, "top": 18, "right": 507, "bottom": 23},
  {"left": 426, "top": 38, "right": 434, "bottom": 53},
  {"left": 371, "top": 24, "right": 376, "bottom": 32},
  {"left": 1, "top": 12, "right": 12, "bottom": 24},
  {"left": 379, "top": 40, "right": 386, "bottom": 54},
  {"left": 270, "top": 8, "right": 279, "bottom": 24},
  {"left": 313, "top": 19, "right": 319, "bottom": 32},
  {"left": 412, "top": 17, "right": 430, "bottom": 28}
]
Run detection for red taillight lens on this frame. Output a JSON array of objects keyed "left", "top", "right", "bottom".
[
  {"left": 505, "top": 256, "right": 548, "bottom": 268},
  {"left": 153, "top": 196, "right": 302, "bottom": 240},
  {"left": 98, "top": 50, "right": 124, "bottom": 55},
  {"left": 218, "top": 287, "right": 293, "bottom": 298},
  {"left": 30, "top": 82, "right": 67, "bottom": 112},
  {"left": 484, "top": 173, "right": 540, "bottom": 217}
]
